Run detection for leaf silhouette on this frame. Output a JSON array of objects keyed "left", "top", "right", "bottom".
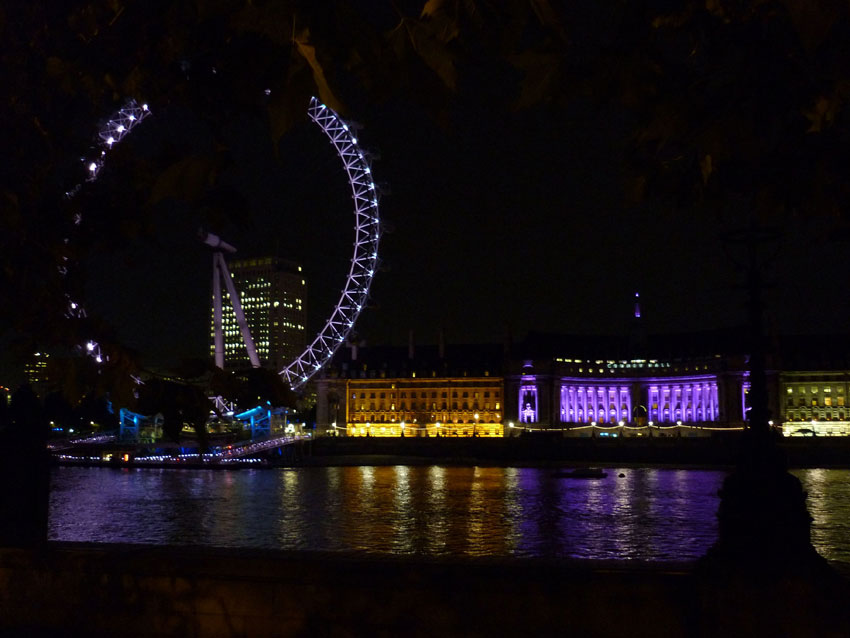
[{"left": 294, "top": 27, "right": 346, "bottom": 113}]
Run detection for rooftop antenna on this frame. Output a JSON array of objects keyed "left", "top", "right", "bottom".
[
  {"left": 629, "top": 291, "right": 647, "bottom": 358},
  {"left": 200, "top": 229, "right": 260, "bottom": 369}
]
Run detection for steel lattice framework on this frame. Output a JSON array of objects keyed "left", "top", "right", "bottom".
[
  {"left": 280, "top": 97, "right": 381, "bottom": 389},
  {"left": 67, "top": 97, "right": 380, "bottom": 390}
]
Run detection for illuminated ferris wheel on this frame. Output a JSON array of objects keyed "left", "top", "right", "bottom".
[{"left": 67, "top": 96, "right": 381, "bottom": 390}]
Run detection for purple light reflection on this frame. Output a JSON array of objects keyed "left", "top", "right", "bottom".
[
  {"left": 50, "top": 466, "right": 726, "bottom": 561},
  {"left": 512, "top": 468, "right": 724, "bottom": 560}
]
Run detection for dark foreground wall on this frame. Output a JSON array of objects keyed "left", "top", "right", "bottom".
[{"left": 1, "top": 544, "right": 848, "bottom": 637}]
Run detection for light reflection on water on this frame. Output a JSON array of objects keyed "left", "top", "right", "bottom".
[
  {"left": 48, "top": 466, "right": 850, "bottom": 562},
  {"left": 426, "top": 466, "right": 447, "bottom": 553},
  {"left": 793, "top": 469, "right": 850, "bottom": 564}
]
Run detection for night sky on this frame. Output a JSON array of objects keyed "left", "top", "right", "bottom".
[
  {"left": 4, "top": 2, "right": 850, "bottom": 380},
  {"left": 81, "top": 95, "right": 849, "bottom": 371}
]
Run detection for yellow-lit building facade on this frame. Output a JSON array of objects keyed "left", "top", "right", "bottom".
[
  {"left": 780, "top": 371, "right": 850, "bottom": 436},
  {"left": 345, "top": 376, "right": 504, "bottom": 437}
]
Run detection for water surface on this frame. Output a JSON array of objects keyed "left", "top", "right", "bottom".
[{"left": 48, "top": 466, "right": 850, "bottom": 562}]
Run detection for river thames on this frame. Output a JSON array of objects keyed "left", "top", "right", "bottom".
[{"left": 48, "top": 466, "right": 850, "bottom": 563}]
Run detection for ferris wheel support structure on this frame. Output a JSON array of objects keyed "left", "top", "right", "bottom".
[{"left": 203, "top": 231, "right": 261, "bottom": 369}]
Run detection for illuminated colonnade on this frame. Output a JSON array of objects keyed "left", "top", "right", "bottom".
[
  {"left": 535, "top": 375, "right": 721, "bottom": 425},
  {"left": 559, "top": 384, "right": 632, "bottom": 424},
  {"left": 645, "top": 378, "right": 719, "bottom": 423}
]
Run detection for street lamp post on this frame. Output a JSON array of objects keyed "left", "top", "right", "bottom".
[{"left": 706, "top": 224, "right": 823, "bottom": 572}]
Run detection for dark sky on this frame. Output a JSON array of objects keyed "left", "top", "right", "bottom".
[
  {"left": 75, "top": 92, "right": 849, "bottom": 374},
  {"left": 3, "top": 3, "right": 849, "bottom": 392}
]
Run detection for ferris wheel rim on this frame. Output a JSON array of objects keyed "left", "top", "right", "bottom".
[
  {"left": 67, "top": 96, "right": 380, "bottom": 390},
  {"left": 279, "top": 97, "right": 380, "bottom": 389}
]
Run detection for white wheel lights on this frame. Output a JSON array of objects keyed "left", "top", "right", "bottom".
[
  {"left": 67, "top": 97, "right": 380, "bottom": 390},
  {"left": 280, "top": 98, "right": 381, "bottom": 389}
]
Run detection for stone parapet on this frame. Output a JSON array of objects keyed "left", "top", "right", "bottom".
[{"left": 1, "top": 544, "right": 848, "bottom": 637}]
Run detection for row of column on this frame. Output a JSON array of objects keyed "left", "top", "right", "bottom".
[
  {"left": 558, "top": 385, "right": 632, "bottom": 424},
  {"left": 545, "top": 381, "right": 720, "bottom": 424},
  {"left": 647, "top": 382, "right": 719, "bottom": 423}
]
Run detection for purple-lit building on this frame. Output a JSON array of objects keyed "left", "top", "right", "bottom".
[
  {"left": 505, "top": 329, "right": 764, "bottom": 432},
  {"left": 314, "top": 328, "right": 850, "bottom": 437}
]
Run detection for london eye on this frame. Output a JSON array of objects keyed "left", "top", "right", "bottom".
[{"left": 66, "top": 96, "right": 381, "bottom": 390}]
